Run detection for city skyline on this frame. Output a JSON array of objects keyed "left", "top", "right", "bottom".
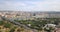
[{"left": 0, "top": 0, "right": 60, "bottom": 11}]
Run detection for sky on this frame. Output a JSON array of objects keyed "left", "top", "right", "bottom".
[{"left": 0, "top": 0, "right": 60, "bottom": 11}]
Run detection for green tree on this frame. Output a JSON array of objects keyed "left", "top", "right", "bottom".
[
  {"left": 9, "top": 28, "right": 15, "bottom": 32},
  {"left": 44, "top": 27, "right": 55, "bottom": 32},
  {"left": 9, "top": 26, "right": 17, "bottom": 32},
  {"left": 0, "top": 20, "right": 4, "bottom": 25},
  {"left": 4, "top": 23, "right": 11, "bottom": 28}
]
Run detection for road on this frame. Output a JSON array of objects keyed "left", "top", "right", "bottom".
[{"left": 1, "top": 16, "right": 38, "bottom": 32}]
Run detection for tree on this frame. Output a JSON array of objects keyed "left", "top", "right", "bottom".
[
  {"left": 0, "top": 20, "right": 4, "bottom": 25},
  {"left": 4, "top": 23, "right": 11, "bottom": 28},
  {"left": 9, "top": 28, "right": 15, "bottom": 32},
  {"left": 9, "top": 27, "right": 17, "bottom": 32},
  {"left": 44, "top": 27, "right": 55, "bottom": 32}
]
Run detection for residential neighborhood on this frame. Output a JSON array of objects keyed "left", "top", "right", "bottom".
[
  {"left": 0, "top": 0, "right": 60, "bottom": 32},
  {"left": 0, "top": 11, "right": 60, "bottom": 32}
]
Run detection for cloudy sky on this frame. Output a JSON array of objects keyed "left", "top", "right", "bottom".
[{"left": 0, "top": 0, "right": 60, "bottom": 11}]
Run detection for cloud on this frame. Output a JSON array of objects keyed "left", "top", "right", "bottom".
[
  {"left": 29, "top": 0, "right": 60, "bottom": 11},
  {"left": 0, "top": 0, "right": 60, "bottom": 11}
]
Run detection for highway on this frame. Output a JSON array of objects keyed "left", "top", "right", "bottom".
[{"left": 1, "top": 16, "right": 38, "bottom": 32}]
